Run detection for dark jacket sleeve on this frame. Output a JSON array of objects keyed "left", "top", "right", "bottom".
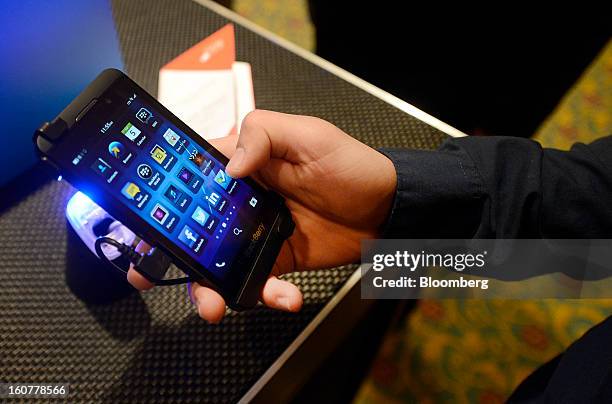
[{"left": 381, "top": 135, "right": 612, "bottom": 238}]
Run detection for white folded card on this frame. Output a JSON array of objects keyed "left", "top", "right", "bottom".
[{"left": 158, "top": 24, "right": 255, "bottom": 140}]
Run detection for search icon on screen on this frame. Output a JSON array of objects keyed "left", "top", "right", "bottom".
[{"left": 233, "top": 227, "right": 242, "bottom": 236}]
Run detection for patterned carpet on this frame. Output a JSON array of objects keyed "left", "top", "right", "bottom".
[
  {"left": 234, "top": 0, "right": 314, "bottom": 51},
  {"left": 233, "top": 2, "right": 612, "bottom": 402}
]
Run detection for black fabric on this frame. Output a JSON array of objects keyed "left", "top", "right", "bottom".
[
  {"left": 380, "top": 144, "right": 484, "bottom": 238},
  {"left": 383, "top": 135, "right": 612, "bottom": 239},
  {"left": 508, "top": 316, "right": 612, "bottom": 404},
  {"left": 383, "top": 136, "right": 612, "bottom": 401},
  {"left": 0, "top": 1, "right": 448, "bottom": 403}
]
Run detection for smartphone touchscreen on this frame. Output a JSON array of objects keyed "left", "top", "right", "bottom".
[{"left": 47, "top": 74, "right": 278, "bottom": 296}]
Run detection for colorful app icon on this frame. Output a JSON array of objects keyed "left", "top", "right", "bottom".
[
  {"left": 213, "top": 169, "right": 232, "bottom": 190},
  {"left": 176, "top": 166, "right": 204, "bottom": 192},
  {"left": 189, "top": 151, "right": 204, "bottom": 166},
  {"left": 189, "top": 149, "right": 215, "bottom": 175},
  {"left": 150, "top": 144, "right": 167, "bottom": 164},
  {"left": 164, "top": 185, "right": 182, "bottom": 203},
  {"left": 137, "top": 163, "right": 153, "bottom": 179},
  {"left": 163, "top": 128, "right": 189, "bottom": 153},
  {"left": 138, "top": 164, "right": 164, "bottom": 190},
  {"left": 121, "top": 182, "right": 141, "bottom": 200},
  {"left": 206, "top": 191, "right": 220, "bottom": 207},
  {"left": 178, "top": 225, "right": 199, "bottom": 248},
  {"left": 150, "top": 203, "right": 169, "bottom": 225},
  {"left": 163, "top": 128, "right": 180, "bottom": 147},
  {"left": 178, "top": 225, "right": 198, "bottom": 248},
  {"left": 163, "top": 185, "right": 192, "bottom": 212},
  {"left": 136, "top": 107, "right": 152, "bottom": 124},
  {"left": 108, "top": 141, "right": 126, "bottom": 159},
  {"left": 177, "top": 167, "right": 194, "bottom": 184},
  {"left": 108, "top": 141, "right": 134, "bottom": 165},
  {"left": 188, "top": 151, "right": 215, "bottom": 175},
  {"left": 191, "top": 206, "right": 210, "bottom": 226},
  {"left": 121, "top": 122, "right": 141, "bottom": 141},
  {"left": 122, "top": 185, "right": 151, "bottom": 210},
  {"left": 178, "top": 225, "right": 206, "bottom": 254},
  {"left": 205, "top": 191, "right": 228, "bottom": 213}
]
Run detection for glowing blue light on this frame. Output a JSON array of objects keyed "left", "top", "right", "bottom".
[
  {"left": 57, "top": 175, "right": 63, "bottom": 182},
  {"left": 66, "top": 191, "right": 97, "bottom": 218}
]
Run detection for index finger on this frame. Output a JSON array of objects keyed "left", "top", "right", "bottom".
[{"left": 208, "top": 134, "right": 238, "bottom": 159}]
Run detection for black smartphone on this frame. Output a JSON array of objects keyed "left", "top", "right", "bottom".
[{"left": 34, "top": 69, "right": 294, "bottom": 310}]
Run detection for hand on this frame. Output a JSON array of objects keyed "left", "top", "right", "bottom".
[{"left": 128, "top": 110, "right": 397, "bottom": 322}]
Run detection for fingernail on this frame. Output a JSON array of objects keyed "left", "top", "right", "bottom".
[
  {"left": 276, "top": 296, "right": 293, "bottom": 311},
  {"left": 226, "top": 147, "right": 245, "bottom": 175}
]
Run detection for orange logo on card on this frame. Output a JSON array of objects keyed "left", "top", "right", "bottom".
[{"left": 163, "top": 24, "right": 235, "bottom": 70}]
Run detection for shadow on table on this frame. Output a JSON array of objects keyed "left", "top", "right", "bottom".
[
  {"left": 100, "top": 302, "right": 324, "bottom": 403},
  {"left": 0, "top": 162, "right": 55, "bottom": 215},
  {"left": 85, "top": 293, "right": 152, "bottom": 342},
  {"left": 65, "top": 215, "right": 152, "bottom": 341}
]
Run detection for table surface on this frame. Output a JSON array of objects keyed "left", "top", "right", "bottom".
[{"left": 0, "top": 1, "right": 449, "bottom": 402}]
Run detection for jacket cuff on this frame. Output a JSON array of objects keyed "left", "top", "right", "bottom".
[{"left": 379, "top": 140, "right": 485, "bottom": 238}]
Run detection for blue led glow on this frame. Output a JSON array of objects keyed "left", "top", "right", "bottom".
[
  {"left": 66, "top": 191, "right": 97, "bottom": 219},
  {"left": 65, "top": 191, "right": 136, "bottom": 260}
]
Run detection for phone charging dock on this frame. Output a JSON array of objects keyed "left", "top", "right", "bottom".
[{"left": 65, "top": 191, "right": 137, "bottom": 304}]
